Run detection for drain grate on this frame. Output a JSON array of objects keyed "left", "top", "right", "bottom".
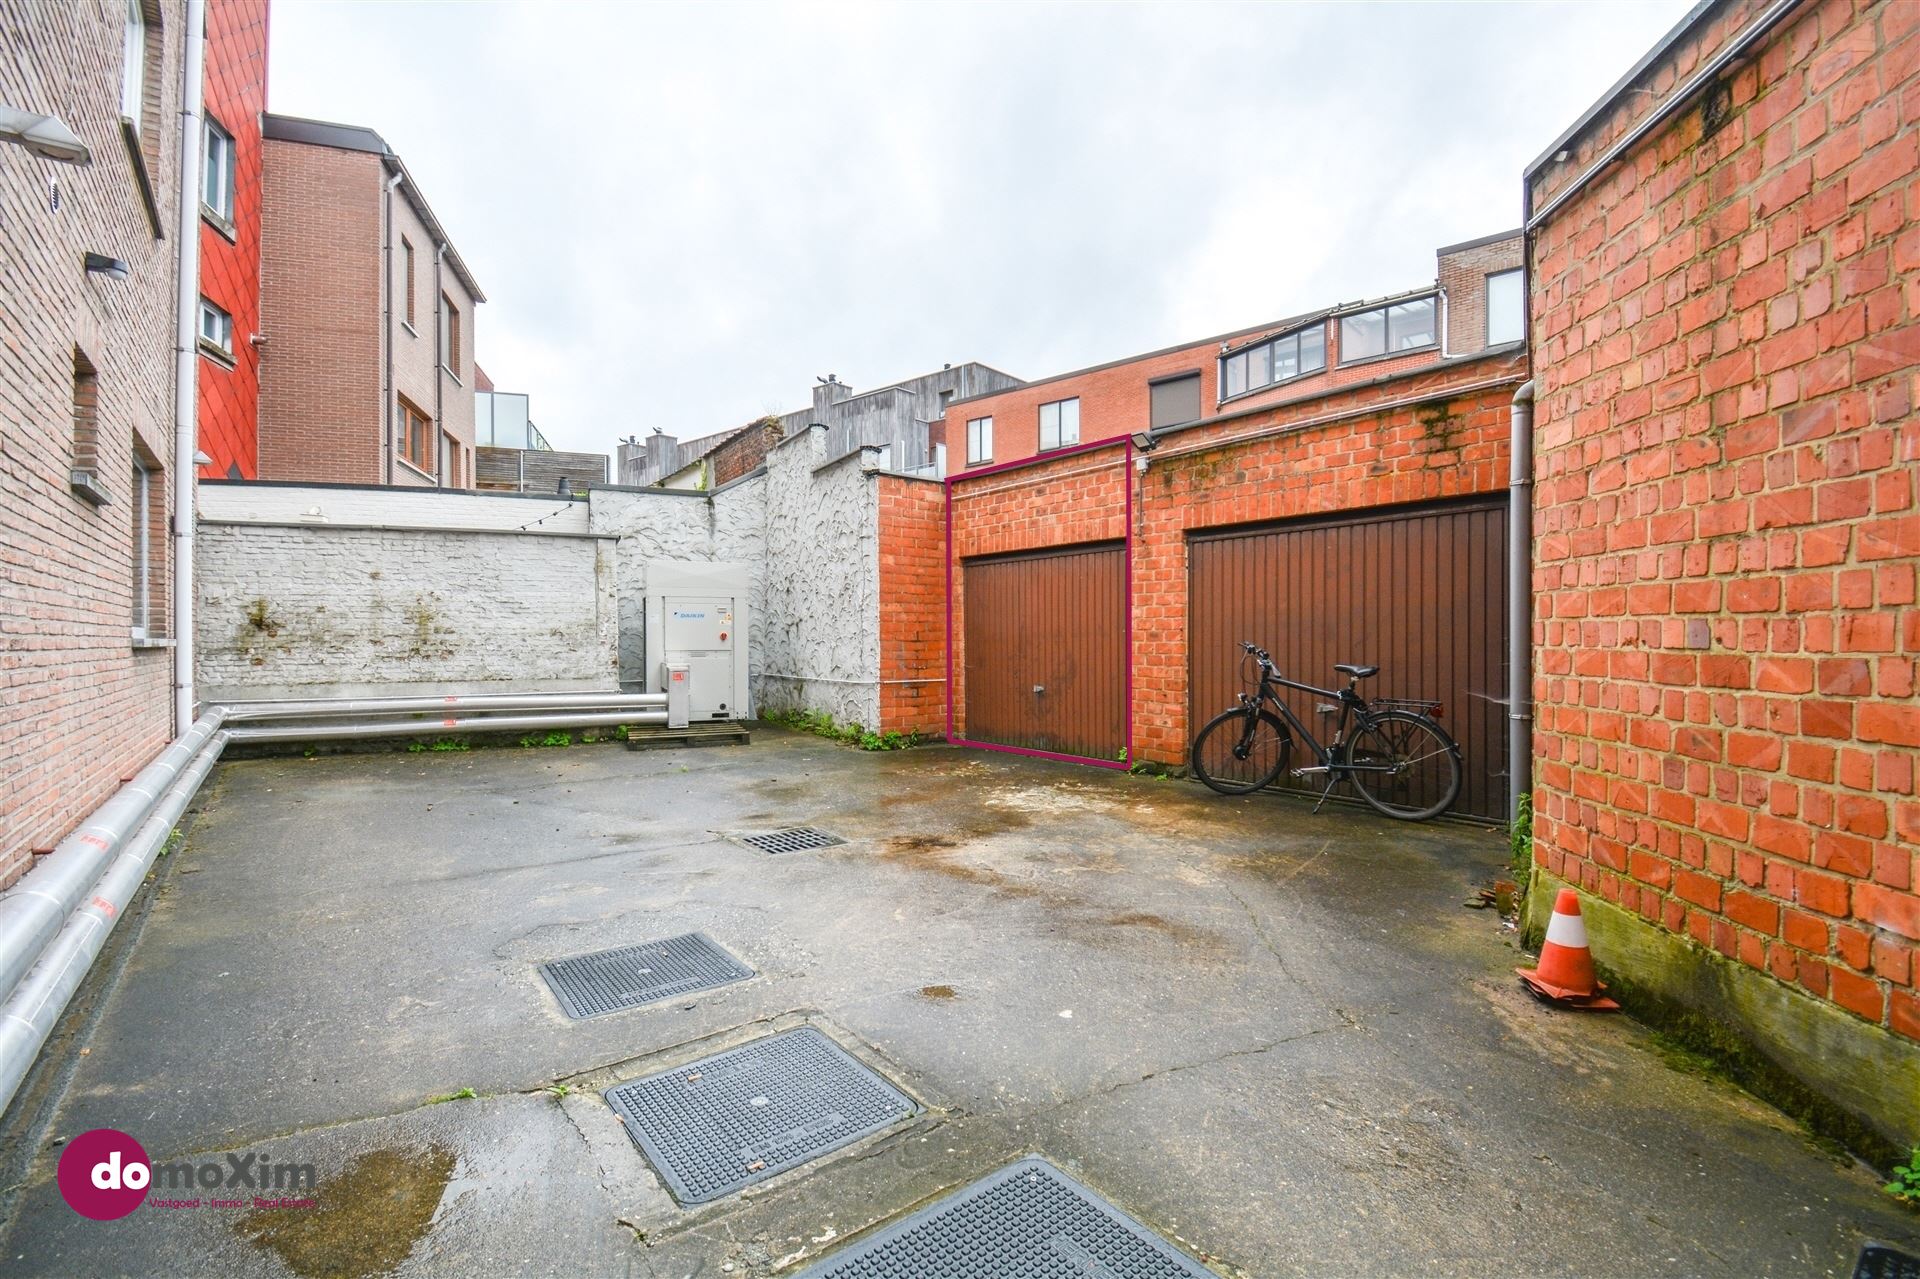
[
  {"left": 540, "top": 932, "right": 753, "bottom": 1019},
  {"left": 735, "top": 826, "right": 846, "bottom": 855},
  {"left": 798, "top": 1157, "right": 1210, "bottom": 1278},
  {"left": 605, "top": 1026, "right": 917, "bottom": 1205}
]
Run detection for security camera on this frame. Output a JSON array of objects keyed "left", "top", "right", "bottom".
[{"left": 0, "top": 106, "right": 90, "bottom": 166}]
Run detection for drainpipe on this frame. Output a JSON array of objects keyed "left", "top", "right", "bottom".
[
  {"left": 433, "top": 242, "right": 446, "bottom": 485},
  {"left": 381, "top": 170, "right": 402, "bottom": 484},
  {"left": 169, "top": 0, "right": 206, "bottom": 735},
  {"left": 1508, "top": 379, "right": 1535, "bottom": 824}
]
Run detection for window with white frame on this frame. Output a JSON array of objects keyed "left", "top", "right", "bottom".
[
  {"left": 197, "top": 298, "right": 232, "bottom": 358},
  {"left": 1220, "top": 323, "right": 1327, "bottom": 400},
  {"left": 1038, "top": 397, "right": 1079, "bottom": 451},
  {"left": 966, "top": 415, "right": 993, "bottom": 465},
  {"left": 1486, "top": 269, "right": 1524, "bottom": 346},
  {"left": 120, "top": 0, "right": 146, "bottom": 127},
  {"left": 202, "top": 115, "right": 235, "bottom": 221},
  {"left": 1338, "top": 295, "right": 1437, "bottom": 362}
]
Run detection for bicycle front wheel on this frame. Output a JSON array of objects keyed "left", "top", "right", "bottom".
[
  {"left": 1190, "top": 707, "right": 1291, "bottom": 795},
  {"left": 1345, "top": 711, "right": 1461, "bottom": 820}
]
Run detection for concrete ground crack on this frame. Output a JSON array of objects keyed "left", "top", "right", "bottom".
[{"left": 1056, "top": 1020, "right": 1353, "bottom": 1110}]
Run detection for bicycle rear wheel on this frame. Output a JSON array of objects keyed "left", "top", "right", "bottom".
[
  {"left": 1345, "top": 710, "right": 1461, "bottom": 820},
  {"left": 1190, "top": 707, "right": 1291, "bottom": 795}
]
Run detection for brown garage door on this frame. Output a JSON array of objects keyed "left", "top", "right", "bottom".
[
  {"left": 1188, "top": 497, "right": 1509, "bottom": 821},
  {"left": 964, "top": 542, "right": 1125, "bottom": 761}
]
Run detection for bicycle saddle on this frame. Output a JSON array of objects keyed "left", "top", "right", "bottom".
[{"left": 1334, "top": 663, "right": 1379, "bottom": 679}]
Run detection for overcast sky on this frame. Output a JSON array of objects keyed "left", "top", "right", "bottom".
[{"left": 268, "top": 0, "right": 1691, "bottom": 458}]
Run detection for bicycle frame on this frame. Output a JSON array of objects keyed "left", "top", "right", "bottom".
[{"left": 1240, "top": 669, "right": 1371, "bottom": 773}]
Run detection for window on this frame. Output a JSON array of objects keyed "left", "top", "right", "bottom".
[
  {"left": 401, "top": 239, "right": 416, "bottom": 329},
  {"left": 444, "top": 432, "right": 462, "bottom": 487},
  {"left": 202, "top": 115, "right": 234, "bottom": 221},
  {"left": 399, "top": 398, "right": 433, "bottom": 471},
  {"left": 1149, "top": 373, "right": 1200, "bottom": 429},
  {"left": 1487, "top": 269, "right": 1524, "bottom": 346},
  {"left": 129, "top": 451, "right": 165, "bottom": 641},
  {"left": 1339, "top": 295, "right": 1437, "bottom": 362},
  {"left": 1038, "top": 397, "right": 1079, "bottom": 451},
  {"left": 1220, "top": 323, "right": 1327, "bottom": 401},
  {"left": 441, "top": 294, "right": 460, "bottom": 373},
  {"left": 197, "top": 298, "right": 232, "bottom": 358},
  {"left": 966, "top": 416, "right": 993, "bottom": 464},
  {"left": 120, "top": 0, "right": 146, "bottom": 127}
]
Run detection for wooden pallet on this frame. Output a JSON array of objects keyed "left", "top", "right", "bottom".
[{"left": 625, "top": 722, "right": 752, "bottom": 750}]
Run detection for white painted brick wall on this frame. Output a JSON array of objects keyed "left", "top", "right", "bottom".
[{"left": 196, "top": 523, "right": 617, "bottom": 700}]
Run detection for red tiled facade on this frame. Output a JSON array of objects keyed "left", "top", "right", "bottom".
[
  {"left": 196, "top": 0, "right": 268, "bottom": 480},
  {"left": 1527, "top": 0, "right": 1920, "bottom": 1041}
]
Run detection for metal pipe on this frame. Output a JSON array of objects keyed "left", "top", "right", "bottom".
[
  {"left": 381, "top": 170, "right": 403, "bottom": 485},
  {"left": 170, "top": 0, "right": 206, "bottom": 735},
  {"left": 0, "top": 711, "right": 226, "bottom": 1002},
  {"left": 218, "top": 692, "right": 666, "bottom": 721},
  {"left": 0, "top": 731, "right": 228, "bottom": 1119},
  {"left": 225, "top": 710, "right": 668, "bottom": 743},
  {"left": 1508, "top": 379, "right": 1535, "bottom": 825}
]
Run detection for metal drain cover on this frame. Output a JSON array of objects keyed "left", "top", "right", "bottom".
[
  {"left": 540, "top": 932, "right": 753, "bottom": 1019},
  {"left": 734, "top": 826, "right": 846, "bottom": 855},
  {"left": 605, "top": 1026, "right": 917, "bottom": 1204},
  {"left": 799, "top": 1157, "right": 1210, "bottom": 1278}
]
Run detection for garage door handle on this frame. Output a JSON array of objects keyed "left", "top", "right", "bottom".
[{"left": 1033, "top": 684, "right": 1045, "bottom": 695}]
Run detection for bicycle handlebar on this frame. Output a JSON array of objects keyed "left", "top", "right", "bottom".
[{"left": 1239, "top": 641, "right": 1274, "bottom": 670}]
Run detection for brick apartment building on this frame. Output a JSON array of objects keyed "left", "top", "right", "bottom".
[
  {"left": 936, "top": 234, "right": 1528, "bottom": 820},
  {"left": 0, "top": 0, "right": 189, "bottom": 888},
  {"left": 947, "top": 234, "right": 1522, "bottom": 473},
  {"left": 1522, "top": 0, "right": 1918, "bottom": 1140},
  {"left": 194, "top": 0, "right": 267, "bottom": 480},
  {"left": 258, "top": 113, "right": 485, "bottom": 488}
]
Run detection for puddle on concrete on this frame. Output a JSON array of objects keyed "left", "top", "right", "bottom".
[
  {"left": 877, "top": 834, "right": 1041, "bottom": 898},
  {"left": 235, "top": 1145, "right": 456, "bottom": 1279}
]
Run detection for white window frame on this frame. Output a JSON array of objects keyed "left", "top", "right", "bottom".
[
  {"left": 1038, "top": 397, "right": 1080, "bottom": 452},
  {"left": 202, "top": 115, "right": 235, "bottom": 221},
  {"left": 197, "top": 298, "right": 232, "bottom": 357},
  {"left": 120, "top": 0, "right": 145, "bottom": 128},
  {"left": 130, "top": 458, "right": 154, "bottom": 640},
  {"left": 1338, "top": 294, "right": 1438, "bottom": 364},
  {"left": 1486, "top": 268, "right": 1525, "bottom": 346},
  {"left": 966, "top": 416, "right": 993, "bottom": 465}
]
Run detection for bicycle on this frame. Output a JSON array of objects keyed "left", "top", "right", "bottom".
[{"left": 1189, "top": 642, "right": 1463, "bottom": 821}]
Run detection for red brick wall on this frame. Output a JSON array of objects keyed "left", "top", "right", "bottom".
[
  {"left": 946, "top": 444, "right": 1132, "bottom": 741},
  {"left": 257, "top": 138, "right": 383, "bottom": 483},
  {"left": 1131, "top": 355, "right": 1524, "bottom": 763},
  {"left": 197, "top": 0, "right": 267, "bottom": 480},
  {"left": 1, "top": 0, "right": 184, "bottom": 888},
  {"left": 1439, "top": 235, "right": 1525, "bottom": 355},
  {"left": 1528, "top": 0, "right": 1920, "bottom": 1041},
  {"left": 713, "top": 418, "right": 783, "bottom": 487},
  {"left": 876, "top": 475, "right": 947, "bottom": 736}
]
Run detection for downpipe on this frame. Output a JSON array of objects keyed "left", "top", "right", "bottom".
[
  {"left": 1508, "top": 379, "right": 1535, "bottom": 824},
  {"left": 170, "top": 0, "right": 206, "bottom": 734}
]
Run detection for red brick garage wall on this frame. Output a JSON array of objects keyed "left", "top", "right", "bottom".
[
  {"left": 946, "top": 444, "right": 1129, "bottom": 741},
  {"left": 1528, "top": 0, "right": 1920, "bottom": 1041},
  {"left": 877, "top": 474, "right": 947, "bottom": 737},
  {"left": 1130, "top": 354, "right": 1525, "bottom": 764}
]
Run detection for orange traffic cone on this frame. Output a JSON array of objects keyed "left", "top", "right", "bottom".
[{"left": 1517, "top": 889, "right": 1620, "bottom": 1010}]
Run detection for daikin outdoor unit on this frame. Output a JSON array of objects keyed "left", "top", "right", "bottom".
[{"left": 643, "top": 561, "right": 751, "bottom": 721}]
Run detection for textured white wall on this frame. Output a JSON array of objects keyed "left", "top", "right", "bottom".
[
  {"left": 756, "top": 429, "right": 882, "bottom": 728},
  {"left": 196, "top": 523, "right": 618, "bottom": 701}
]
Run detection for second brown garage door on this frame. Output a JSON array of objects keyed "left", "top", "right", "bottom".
[
  {"left": 963, "top": 542, "right": 1125, "bottom": 761},
  {"left": 1187, "top": 497, "right": 1509, "bottom": 821}
]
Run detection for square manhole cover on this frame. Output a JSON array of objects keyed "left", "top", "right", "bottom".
[
  {"left": 540, "top": 932, "right": 753, "bottom": 1019},
  {"left": 798, "top": 1157, "right": 1211, "bottom": 1278},
  {"left": 605, "top": 1026, "right": 917, "bottom": 1205},
  {"left": 732, "top": 826, "right": 846, "bottom": 855}
]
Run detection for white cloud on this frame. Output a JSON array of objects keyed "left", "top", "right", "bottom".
[{"left": 268, "top": 0, "right": 1694, "bottom": 457}]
